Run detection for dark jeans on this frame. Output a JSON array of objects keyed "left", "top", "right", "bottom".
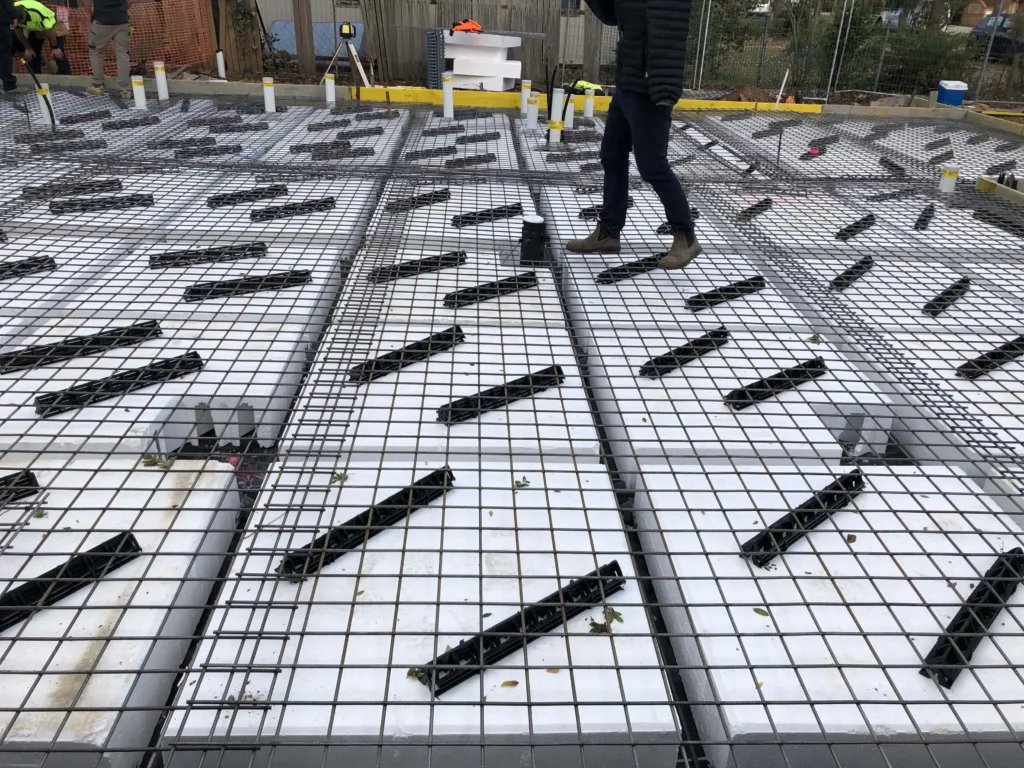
[
  {"left": 599, "top": 89, "right": 694, "bottom": 238},
  {"left": 0, "top": 27, "right": 16, "bottom": 91},
  {"left": 12, "top": 32, "right": 71, "bottom": 76}
]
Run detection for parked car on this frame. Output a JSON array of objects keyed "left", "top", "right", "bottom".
[
  {"left": 747, "top": 2, "right": 771, "bottom": 16},
  {"left": 970, "top": 13, "right": 1024, "bottom": 58}
]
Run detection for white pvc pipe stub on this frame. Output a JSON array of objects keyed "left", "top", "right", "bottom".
[
  {"left": 35, "top": 83, "right": 53, "bottom": 125},
  {"left": 263, "top": 77, "right": 276, "bottom": 113},
  {"left": 442, "top": 72, "right": 454, "bottom": 119},
  {"left": 216, "top": 50, "right": 227, "bottom": 80},
  {"left": 325, "top": 73, "right": 336, "bottom": 105},
  {"left": 564, "top": 99, "right": 575, "bottom": 130},
  {"left": 526, "top": 92, "right": 539, "bottom": 129},
  {"left": 153, "top": 61, "right": 169, "bottom": 101},
  {"left": 520, "top": 79, "right": 531, "bottom": 116},
  {"left": 584, "top": 89, "right": 595, "bottom": 117},
  {"left": 131, "top": 75, "right": 146, "bottom": 110},
  {"left": 550, "top": 87, "right": 565, "bottom": 122}
]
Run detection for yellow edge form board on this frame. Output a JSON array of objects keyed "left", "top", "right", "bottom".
[
  {"left": 982, "top": 110, "right": 1024, "bottom": 117},
  {"left": 347, "top": 86, "right": 823, "bottom": 114}
]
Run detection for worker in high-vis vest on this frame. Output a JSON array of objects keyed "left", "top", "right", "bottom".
[{"left": 12, "top": 0, "right": 71, "bottom": 76}]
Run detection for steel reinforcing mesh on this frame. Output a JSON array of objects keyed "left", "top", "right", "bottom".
[{"left": 0, "top": 91, "right": 1022, "bottom": 768}]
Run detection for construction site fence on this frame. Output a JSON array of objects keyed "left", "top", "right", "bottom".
[{"left": 13, "top": 0, "right": 215, "bottom": 81}]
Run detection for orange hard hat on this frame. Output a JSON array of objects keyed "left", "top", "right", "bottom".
[{"left": 450, "top": 18, "right": 482, "bottom": 35}]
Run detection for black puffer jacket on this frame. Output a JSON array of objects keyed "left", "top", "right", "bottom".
[
  {"left": 584, "top": 0, "right": 691, "bottom": 106},
  {"left": 0, "top": 0, "right": 16, "bottom": 26}
]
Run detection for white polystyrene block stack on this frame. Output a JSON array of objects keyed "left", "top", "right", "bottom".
[
  {"left": 0, "top": 235, "right": 128, "bottom": 319},
  {"left": 581, "top": 327, "right": 894, "bottom": 476},
  {"left": 5, "top": 173, "right": 216, "bottom": 233},
  {"left": 365, "top": 180, "right": 537, "bottom": 250},
  {"left": 885, "top": 332, "right": 1024, "bottom": 460},
  {"left": 446, "top": 32, "right": 522, "bottom": 92},
  {"left": 0, "top": 319, "right": 313, "bottom": 456},
  {"left": 161, "top": 458, "right": 678, "bottom": 768},
  {"left": 403, "top": 113, "right": 519, "bottom": 171},
  {"left": 801, "top": 256, "right": 1021, "bottom": 334},
  {"left": 560, "top": 251, "right": 812, "bottom": 342},
  {"left": 838, "top": 185, "right": 1024, "bottom": 253},
  {"left": 342, "top": 255, "right": 566, "bottom": 329},
  {"left": 673, "top": 123, "right": 763, "bottom": 177},
  {"left": 452, "top": 59, "right": 521, "bottom": 79},
  {"left": 539, "top": 186, "right": 733, "bottom": 252},
  {"left": 279, "top": 324, "right": 601, "bottom": 462},
  {"left": 260, "top": 108, "right": 409, "bottom": 165},
  {"left": 0, "top": 457, "right": 238, "bottom": 768},
  {"left": 633, "top": 458, "right": 1024, "bottom": 768},
  {"left": 161, "top": 176, "right": 379, "bottom": 243},
  {"left": 58, "top": 241, "right": 349, "bottom": 331}
]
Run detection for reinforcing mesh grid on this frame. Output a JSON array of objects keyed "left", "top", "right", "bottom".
[{"left": 0, "top": 94, "right": 1023, "bottom": 768}]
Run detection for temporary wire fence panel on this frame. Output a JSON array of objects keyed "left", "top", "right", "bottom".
[
  {"left": 279, "top": 323, "right": 601, "bottom": 463},
  {"left": 0, "top": 457, "right": 238, "bottom": 768},
  {"left": 580, "top": 326, "right": 894, "bottom": 476},
  {"left": 633, "top": 458, "right": 1024, "bottom": 768},
  {"left": 161, "top": 459, "right": 679, "bottom": 768},
  {"left": 0, "top": 319, "right": 312, "bottom": 456}
]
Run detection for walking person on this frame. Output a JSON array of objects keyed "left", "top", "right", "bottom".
[
  {"left": 82, "top": 0, "right": 132, "bottom": 99},
  {"left": 568, "top": 0, "right": 701, "bottom": 271},
  {"left": 0, "top": 0, "right": 27, "bottom": 93},
  {"left": 12, "top": 0, "right": 71, "bottom": 76}
]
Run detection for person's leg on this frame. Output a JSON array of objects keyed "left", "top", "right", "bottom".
[
  {"left": 113, "top": 24, "right": 130, "bottom": 91},
  {"left": 597, "top": 92, "right": 633, "bottom": 238},
  {"left": 88, "top": 21, "right": 112, "bottom": 89},
  {"left": 28, "top": 33, "right": 43, "bottom": 74},
  {"left": 623, "top": 91, "right": 694, "bottom": 237},
  {"left": 567, "top": 91, "right": 631, "bottom": 253},
  {"left": 622, "top": 91, "right": 701, "bottom": 269},
  {"left": 0, "top": 27, "right": 17, "bottom": 92},
  {"left": 54, "top": 36, "right": 71, "bottom": 75}
]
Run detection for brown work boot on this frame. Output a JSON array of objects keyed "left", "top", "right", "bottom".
[
  {"left": 85, "top": 84, "right": 104, "bottom": 96},
  {"left": 567, "top": 224, "right": 621, "bottom": 254},
  {"left": 658, "top": 232, "right": 702, "bottom": 270},
  {"left": 119, "top": 89, "right": 133, "bottom": 100}
]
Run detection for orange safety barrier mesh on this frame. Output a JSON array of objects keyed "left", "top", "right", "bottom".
[{"left": 14, "top": 0, "right": 216, "bottom": 79}]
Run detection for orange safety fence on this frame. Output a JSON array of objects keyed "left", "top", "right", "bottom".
[{"left": 13, "top": 0, "right": 216, "bottom": 78}]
